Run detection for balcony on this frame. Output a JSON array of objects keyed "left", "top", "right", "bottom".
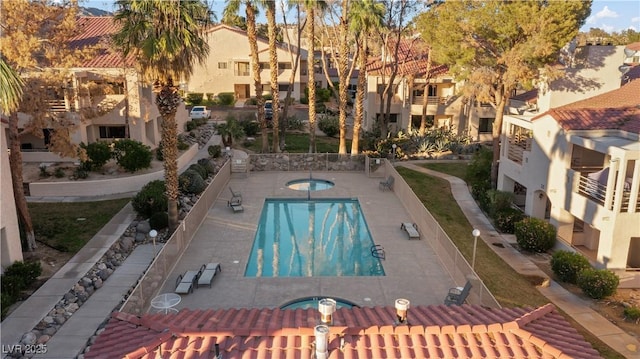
[
  {"left": 411, "top": 96, "right": 449, "bottom": 105},
  {"left": 47, "top": 99, "right": 75, "bottom": 113},
  {"left": 574, "top": 170, "right": 639, "bottom": 212},
  {"left": 506, "top": 136, "right": 531, "bottom": 164}
]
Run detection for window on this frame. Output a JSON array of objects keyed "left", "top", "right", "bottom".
[
  {"left": 378, "top": 113, "right": 398, "bottom": 123},
  {"left": 427, "top": 85, "right": 437, "bottom": 97},
  {"left": 259, "top": 62, "right": 269, "bottom": 70},
  {"left": 278, "top": 62, "right": 292, "bottom": 70},
  {"left": 99, "top": 126, "right": 126, "bottom": 139},
  {"left": 410, "top": 115, "right": 434, "bottom": 129},
  {"left": 278, "top": 84, "right": 290, "bottom": 92},
  {"left": 377, "top": 84, "right": 398, "bottom": 95},
  {"left": 218, "top": 62, "right": 227, "bottom": 69},
  {"left": 479, "top": 118, "right": 493, "bottom": 133}
]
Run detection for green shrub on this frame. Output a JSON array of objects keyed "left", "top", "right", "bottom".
[
  {"left": 112, "top": 139, "right": 152, "bottom": 172},
  {"left": 494, "top": 208, "right": 525, "bottom": 234},
  {"left": 132, "top": 180, "right": 168, "bottom": 218},
  {"left": 179, "top": 169, "right": 206, "bottom": 194},
  {"left": 624, "top": 306, "right": 640, "bottom": 322},
  {"left": 514, "top": 217, "right": 556, "bottom": 253},
  {"left": 186, "top": 93, "right": 204, "bottom": 105},
  {"left": 206, "top": 93, "right": 214, "bottom": 102},
  {"left": 208, "top": 145, "right": 221, "bottom": 158},
  {"left": 466, "top": 147, "right": 492, "bottom": 193},
  {"left": 318, "top": 116, "right": 339, "bottom": 137},
  {"left": 300, "top": 96, "right": 309, "bottom": 105},
  {"left": 286, "top": 115, "right": 305, "bottom": 131},
  {"left": 3, "top": 260, "right": 42, "bottom": 286},
  {"left": 149, "top": 212, "right": 169, "bottom": 230},
  {"left": 551, "top": 250, "right": 592, "bottom": 284},
  {"left": 577, "top": 268, "right": 619, "bottom": 299},
  {"left": 185, "top": 120, "right": 198, "bottom": 131},
  {"left": 197, "top": 158, "right": 216, "bottom": 174},
  {"left": 245, "top": 97, "right": 258, "bottom": 106},
  {"left": 73, "top": 167, "right": 89, "bottom": 180},
  {"left": 315, "top": 102, "right": 327, "bottom": 114},
  {"left": 188, "top": 163, "right": 208, "bottom": 179},
  {"left": 316, "top": 88, "right": 332, "bottom": 102},
  {"left": 39, "top": 165, "right": 50, "bottom": 178},
  {"left": 155, "top": 141, "right": 164, "bottom": 161},
  {"left": 239, "top": 118, "right": 260, "bottom": 136},
  {"left": 1, "top": 292, "right": 16, "bottom": 319},
  {"left": 81, "top": 141, "right": 112, "bottom": 170},
  {"left": 217, "top": 92, "right": 235, "bottom": 106},
  {"left": 54, "top": 167, "right": 65, "bottom": 178},
  {"left": 487, "top": 190, "right": 515, "bottom": 216}
]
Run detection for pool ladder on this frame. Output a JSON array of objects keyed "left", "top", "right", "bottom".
[{"left": 371, "top": 245, "right": 385, "bottom": 260}]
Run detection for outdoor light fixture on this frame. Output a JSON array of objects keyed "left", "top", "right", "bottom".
[
  {"left": 392, "top": 143, "right": 397, "bottom": 161},
  {"left": 149, "top": 230, "right": 158, "bottom": 255},
  {"left": 471, "top": 229, "right": 481, "bottom": 270},
  {"left": 395, "top": 298, "right": 410, "bottom": 324},
  {"left": 318, "top": 298, "right": 336, "bottom": 324}
]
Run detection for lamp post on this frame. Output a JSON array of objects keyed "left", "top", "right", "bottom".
[
  {"left": 392, "top": 143, "right": 397, "bottom": 161},
  {"left": 471, "top": 229, "right": 480, "bottom": 270},
  {"left": 149, "top": 229, "right": 158, "bottom": 255}
]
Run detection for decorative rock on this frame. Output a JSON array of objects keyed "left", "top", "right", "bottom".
[
  {"left": 54, "top": 315, "right": 66, "bottom": 325},
  {"left": 37, "top": 335, "right": 50, "bottom": 344},
  {"left": 43, "top": 327, "right": 57, "bottom": 336},
  {"left": 136, "top": 221, "right": 151, "bottom": 234},
  {"left": 135, "top": 232, "right": 147, "bottom": 243},
  {"left": 81, "top": 277, "right": 92, "bottom": 287},
  {"left": 21, "top": 332, "right": 37, "bottom": 345},
  {"left": 64, "top": 292, "right": 76, "bottom": 301},
  {"left": 65, "top": 303, "right": 80, "bottom": 313},
  {"left": 120, "top": 237, "right": 134, "bottom": 252},
  {"left": 43, "top": 316, "right": 54, "bottom": 325},
  {"left": 97, "top": 263, "right": 107, "bottom": 271}
]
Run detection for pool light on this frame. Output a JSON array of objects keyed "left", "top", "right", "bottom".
[
  {"left": 395, "top": 298, "right": 410, "bottom": 324},
  {"left": 318, "top": 298, "right": 337, "bottom": 324}
]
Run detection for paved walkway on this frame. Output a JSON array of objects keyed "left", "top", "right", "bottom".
[{"left": 398, "top": 161, "right": 639, "bottom": 359}]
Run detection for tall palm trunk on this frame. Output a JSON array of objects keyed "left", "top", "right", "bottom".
[
  {"left": 492, "top": 85, "right": 507, "bottom": 188},
  {"left": 351, "top": 36, "right": 367, "bottom": 155},
  {"left": 246, "top": 5, "right": 267, "bottom": 153},
  {"left": 337, "top": 0, "right": 349, "bottom": 155},
  {"left": 267, "top": 2, "right": 279, "bottom": 153},
  {"left": 307, "top": 7, "right": 317, "bottom": 153},
  {"left": 154, "top": 79, "right": 180, "bottom": 232},
  {"left": 419, "top": 47, "right": 432, "bottom": 136},
  {"left": 8, "top": 111, "right": 36, "bottom": 251}
]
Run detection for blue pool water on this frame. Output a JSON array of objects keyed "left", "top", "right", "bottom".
[
  {"left": 245, "top": 199, "right": 385, "bottom": 277},
  {"left": 280, "top": 296, "right": 359, "bottom": 310}
]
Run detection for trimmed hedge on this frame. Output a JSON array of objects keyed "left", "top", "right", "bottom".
[
  {"left": 577, "top": 268, "right": 619, "bottom": 299},
  {"left": 81, "top": 141, "right": 112, "bottom": 171},
  {"left": 494, "top": 208, "right": 525, "bottom": 234},
  {"left": 550, "top": 250, "right": 592, "bottom": 284},
  {"left": 197, "top": 158, "right": 216, "bottom": 175},
  {"left": 514, "top": 217, "right": 556, "bottom": 253},
  {"left": 217, "top": 92, "right": 235, "bottom": 106},
  {"left": 149, "top": 212, "right": 169, "bottom": 230},
  {"left": 132, "top": 180, "right": 168, "bottom": 218},
  {"left": 112, "top": 139, "right": 152, "bottom": 173},
  {"left": 179, "top": 169, "right": 206, "bottom": 194},
  {"left": 1, "top": 261, "right": 42, "bottom": 319},
  {"left": 188, "top": 163, "right": 208, "bottom": 179}
]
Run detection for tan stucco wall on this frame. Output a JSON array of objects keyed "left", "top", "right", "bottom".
[
  {"left": 1, "top": 123, "right": 23, "bottom": 271},
  {"left": 186, "top": 27, "right": 305, "bottom": 101}
]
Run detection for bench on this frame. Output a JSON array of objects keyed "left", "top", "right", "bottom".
[
  {"left": 175, "top": 269, "right": 200, "bottom": 294},
  {"left": 197, "top": 263, "right": 222, "bottom": 288},
  {"left": 401, "top": 222, "right": 420, "bottom": 239}
]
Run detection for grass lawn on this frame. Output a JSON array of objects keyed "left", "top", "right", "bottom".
[
  {"left": 396, "top": 165, "right": 623, "bottom": 359},
  {"left": 244, "top": 132, "right": 351, "bottom": 153},
  {"left": 29, "top": 198, "right": 131, "bottom": 252},
  {"left": 420, "top": 162, "right": 469, "bottom": 180}
]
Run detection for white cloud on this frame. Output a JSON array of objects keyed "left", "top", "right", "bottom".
[
  {"left": 600, "top": 23, "right": 615, "bottom": 33},
  {"left": 594, "top": 6, "right": 619, "bottom": 20},
  {"left": 586, "top": 15, "right": 596, "bottom": 24},
  {"left": 632, "top": 16, "right": 640, "bottom": 23}
]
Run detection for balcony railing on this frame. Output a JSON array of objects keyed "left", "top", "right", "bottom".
[
  {"left": 411, "top": 96, "right": 449, "bottom": 105},
  {"left": 575, "top": 172, "right": 639, "bottom": 212},
  {"left": 47, "top": 99, "right": 75, "bottom": 113},
  {"left": 506, "top": 136, "right": 531, "bottom": 164},
  {"left": 235, "top": 70, "right": 250, "bottom": 76}
]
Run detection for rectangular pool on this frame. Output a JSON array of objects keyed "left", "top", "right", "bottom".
[{"left": 245, "top": 198, "right": 385, "bottom": 277}]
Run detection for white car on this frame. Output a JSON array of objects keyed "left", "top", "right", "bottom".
[{"left": 189, "top": 106, "right": 210, "bottom": 120}]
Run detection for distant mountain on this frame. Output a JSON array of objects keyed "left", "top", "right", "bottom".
[{"left": 78, "top": 7, "right": 112, "bottom": 17}]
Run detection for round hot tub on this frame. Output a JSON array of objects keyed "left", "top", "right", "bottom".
[
  {"left": 286, "top": 179, "right": 335, "bottom": 191},
  {"left": 280, "top": 296, "right": 359, "bottom": 310}
]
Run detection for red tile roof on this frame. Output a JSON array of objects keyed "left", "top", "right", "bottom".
[
  {"left": 627, "top": 42, "right": 640, "bottom": 51},
  {"left": 69, "top": 17, "right": 134, "bottom": 68},
  {"left": 534, "top": 79, "right": 640, "bottom": 133},
  {"left": 85, "top": 304, "right": 600, "bottom": 359},
  {"left": 206, "top": 24, "right": 302, "bottom": 55},
  {"left": 366, "top": 39, "right": 449, "bottom": 79}
]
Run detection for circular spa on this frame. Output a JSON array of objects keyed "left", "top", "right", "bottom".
[
  {"left": 280, "top": 296, "right": 359, "bottom": 310},
  {"left": 286, "top": 178, "right": 335, "bottom": 191}
]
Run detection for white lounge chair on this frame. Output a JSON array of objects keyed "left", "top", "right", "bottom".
[
  {"left": 401, "top": 222, "right": 420, "bottom": 239},
  {"left": 197, "top": 263, "right": 222, "bottom": 288}
]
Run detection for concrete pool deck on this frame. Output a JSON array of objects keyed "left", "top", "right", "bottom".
[{"left": 157, "top": 171, "right": 456, "bottom": 310}]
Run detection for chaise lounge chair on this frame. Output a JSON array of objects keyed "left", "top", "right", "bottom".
[
  {"left": 227, "top": 187, "right": 244, "bottom": 212},
  {"left": 379, "top": 176, "right": 394, "bottom": 191},
  {"left": 197, "top": 263, "right": 222, "bottom": 288},
  {"left": 401, "top": 222, "right": 420, "bottom": 239},
  {"left": 444, "top": 280, "right": 472, "bottom": 306},
  {"left": 175, "top": 268, "right": 201, "bottom": 294}
]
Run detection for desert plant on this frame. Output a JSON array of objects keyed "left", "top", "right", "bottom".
[
  {"left": 551, "top": 250, "right": 592, "bottom": 284},
  {"left": 624, "top": 306, "right": 640, "bottom": 322},
  {"left": 54, "top": 167, "right": 65, "bottom": 178},
  {"left": 185, "top": 120, "right": 198, "bottom": 131},
  {"left": 39, "top": 164, "right": 50, "bottom": 178},
  {"left": 179, "top": 169, "right": 206, "bottom": 194},
  {"left": 286, "top": 115, "right": 305, "bottom": 131},
  {"left": 3, "top": 260, "right": 42, "bottom": 285},
  {"left": 245, "top": 97, "right": 258, "bottom": 106},
  {"left": 73, "top": 167, "right": 89, "bottom": 180},
  {"left": 149, "top": 212, "right": 169, "bottom": 230},
  {"left": 177, "top": 138, "right": 190, "bottom": 151},
  {"left": 318, "top": 115, "right": 339, "bottom": 137},
  {"left": 131, "top": 180, "right": 168, "bottom": 218},
  {"left": 186, "top": 93, "right": 203, "bottom": 105},
  {"left": 208, "top": 145, "right": 221, "bottom": 158},
  {"left": 112, "top": 139, "right": 152, "bottom": 172},
  {"left": 197, "top": 158, "right": 216, "bottom": 174},
  {"left": 217, "top": 115, "right": 244, "bottom": 146},
  {"left": 577, "top": 268, "right": 619, "bottom": 299},
  {"left": 239, "top": 117, "right": 260, "bottom": 137},
  {"left": 466, "top": 146, "right": 492, "bottom": 190},
  {"left": 188, "top": 163, "right": 208, "bottom": 179},
  {"left": 494, "top": 208, "right": 525, "bottom": 234},
  {"left": 514, "top": 217, "right": 556, "bottom": 253},
  {"left": 81, "top": 141, "right": 112, "bottom": 170},
  {"left": 217, "top": 92, "right": 235, "bottom": 106},
  {"left": 487, "top": 190, "right": 515, "bottom": 216}
]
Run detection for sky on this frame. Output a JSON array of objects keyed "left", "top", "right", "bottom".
[{"left": 84, "top": 0, "right": 640, "bottom": 33}]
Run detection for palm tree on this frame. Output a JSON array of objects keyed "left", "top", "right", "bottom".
[
  {"left": 0, "top": 56, "right": 23, "bottom": 113},
  {"left": 349, "top": 0, "right": 384, "bottom": 155},
  {"left": 224, "top": 0, "right": 268, "bottom": 152},
  {"left": 113, "top": 0, "right": 212, "bottom": 232},
  {"left": 419, "top": 46, "right": 433, "bottom": 136},
  {"left": 264, "top": 0, "right": 280, "bottom": 152}
]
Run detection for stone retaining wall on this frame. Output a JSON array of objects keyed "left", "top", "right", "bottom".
[{"left": 249, "top": 153, "right": 366, "bottom": 172}]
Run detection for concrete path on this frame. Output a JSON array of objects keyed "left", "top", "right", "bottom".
[{"left": 397, "top": 161, "right": 639, "bottom": 359}]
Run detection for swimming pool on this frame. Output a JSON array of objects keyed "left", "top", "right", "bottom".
[{"left": 245, "top": 198, "right": 385, "bottom": 277}]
